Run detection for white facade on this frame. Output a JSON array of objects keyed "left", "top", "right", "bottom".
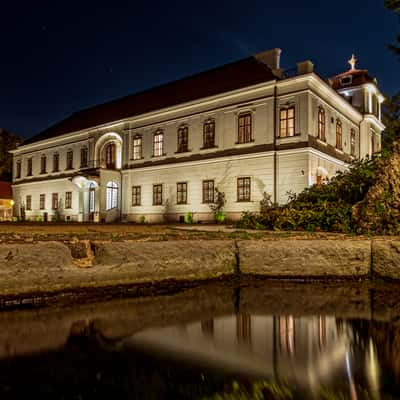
[{"left": 11, "top": 50, "right": 385, "bottom": 222}]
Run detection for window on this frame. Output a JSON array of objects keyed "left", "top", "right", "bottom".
[
  {"left": 202, "top": 180, "right": 214, "bottom": 203},
  {"left": 40, "top": 194, "right": 45, "bottom": 210},
  {"left": 89, "top": 183, "right": 95, "bottom": 213},
  {"left": 52, "top": 193, "right": 58, "bottom": 210},
  {"left": 53, "top": 153, "right": 59, "bottom": 172},
  {"left": 27, "top": 158, "right": 32, "bottom": 176},
  {"left": 318, "top": 108, "right": 326, "bottom": 141},
  {"left": 105, "top": 143, "right": 116, "bottom": 169},
  {"left": 336, "top": 121, "right": 343, "bottom": 150},
  {"left": 237, "top": 177, "right": 251, "bottom": 202},
  {"left": 132, "top": 136, "right": 142, "bottom": 160},
  {"left": 350, "top": 129, "right": 356, "bottom": 157},
  {"left": 16, "top": 160, "right": 21, "bottom": 179},
  {"left": 66, "top": 150, "right": 74, "bottom": 169},
  {"left": 26, "top": 195, "right": 32, "bottom": 211},
  {"left": 203, "top": 119, "right": 215, "bottom": 148},
  {"left": 177, "top": 182, "right": 187, "bottom": 204},
  {"left": 177, "top": 126, "right": 189, "bottom": 153},
  {"left": 153, "top": 130, "right": 164, "bottom": 157},
  {"left": 238, "top": 113, "right": 252, "bottom": 143},
  {"left": 153, "top": 184, "right": 163, "bottom": 205},
  {"left": 106, "top": 181, "right": 118, "bottom": 210},
  {"left": 132, "top": 186, "right": 141, "bottom": 206},
  {"left": 340, "top": 75, "right": 352, "bottom": 86},
  {"left": 279, "top": 106, "right": 295, "bottom": 137},
  {"left": 80, "top": 147, "right": 88, "bottom": 168},
  {"left": 371, "top": 132, "right": 376, "bottom": 155},
  {"left": 40, "top": 155, "right": 47, "bottom": 174},
  {"left": 65, "top": 192, "right": 72, "bottom": 209}
]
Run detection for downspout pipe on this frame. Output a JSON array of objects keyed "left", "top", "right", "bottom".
[{"left": 273, "top": 85, "right": 278, "bottom": 205}]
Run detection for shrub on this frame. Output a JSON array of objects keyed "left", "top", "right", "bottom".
[
  {"left": 184, "top": 212, "right": 193, "bottom": 224},
  {"left": 237, "top": 157, "right": 380, "bottom": 233}
]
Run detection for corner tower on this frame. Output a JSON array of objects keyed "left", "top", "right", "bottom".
[{"left": 330, "top": 54, "right": 385, "bottom": 158}]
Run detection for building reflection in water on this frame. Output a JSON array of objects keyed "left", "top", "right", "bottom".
[{"left": 128, "top": 313, "right": 382, "bottom": 397}]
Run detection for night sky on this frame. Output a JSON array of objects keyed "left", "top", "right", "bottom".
[{"left": 1, "top": 0, "right": 398, "bottom": 139}]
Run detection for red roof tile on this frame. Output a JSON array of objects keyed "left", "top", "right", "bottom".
[
  {"left": 24, "top": 56, "right": 278, "bottom": 145},
  {"left": 0, "top": 182, "right": 12, "bottom": 199}
]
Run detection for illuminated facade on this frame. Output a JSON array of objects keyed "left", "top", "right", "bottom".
[{"left": 11, "top": 50, "right": 384, "bottom": 222}]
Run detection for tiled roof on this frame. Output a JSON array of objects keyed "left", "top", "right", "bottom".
[
  {"left": 0, "top": 182, "right": 12, "bottom": 199},
  {"left": 330, "top": 68, "right": 376, "bottom": 90},
  {"left": 23, "top": 56, "right": 278, "bottom": 145}
]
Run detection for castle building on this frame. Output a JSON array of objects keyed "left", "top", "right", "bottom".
[{"left": 10, "top": 49, "right": 385, "bottom": 222}]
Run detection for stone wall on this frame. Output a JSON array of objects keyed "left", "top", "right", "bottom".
[{"left": 1, "top": 238, "right": 400, "bottom": 300}]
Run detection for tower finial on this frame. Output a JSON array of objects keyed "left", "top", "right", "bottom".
[{"left": 348, "top": 54, "right": 357, "bottom": 70}]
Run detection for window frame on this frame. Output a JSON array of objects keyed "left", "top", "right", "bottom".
[
  {"left": 40, "top": 155, "right": 47, "bottom": 174},
  {"left": 203, "top": 119, "right": 215, "bottom": 149},
  {"left": 131, "top": 185, "right": 141, "bottom": 206},
  {"left": 53, "top": 153, "right": 59, "bottom": 172},
  {"left": 237, "top": 113, "right": 253, "bottom": 144},
  {"left": 279, "top": 106, "right": 296, "bottom": 138},
  {"left": 335, "top": 120, "right": 343, "bottom": 150},
  {"left": 39, "top": 194, "right": 45, "bottom": 210},
  {"left": 177, "top": 126, "right": 189, "bottom": 153},
  {"left": 132, "top": 135, "right": 143, "bottom": 160},
  {"left": 176, "top": 182, "right": 188, "bottom": 205},
  {"left": 52, "top": 193, "right": 58, "bottom": 210},
  {"left": 153, "top": 130, "right": 164, "bottom": 157},
  {"left": 26, "top": 195, "right": 32, "bottom": 211},
  {"left": 27, "top": 158, "right": 33, "bottom": 176},
  {"left": 202, "top": 180, "right": 214, "bottom": 204},
  {"left": 350, "top": 129, "right": 356, "bottom": 157},
  {"left": 66, "top": 150, "right": 74, "bottom": 170},
  {"left": 106, "top": 181, "right": 118, "bottom": 210},
  {"left": 80, "top": 147, "right": 88, "bottom": 168},
  {"left": 152, "top": 184, "right": 163, "bottom": 206},
  {"left": 237, "top": 177, "right": 251, "bottom": 202},
  {"left": 318, "top": 107, "right": 326, "bottom": 141},
  {"left": 16, "top": 160, "right": 21, "bottom": 179},
  {"left": 65, "top": 191, "right": 72, "bottom": 209}
]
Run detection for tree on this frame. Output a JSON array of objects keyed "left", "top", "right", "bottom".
[
  {"left": 0, "top": 129, "right": 21, "bottom": 181},
  {"left": 382, "top": 93, "right": 400, "bottom": 150},
  {"left": 382, "top": 1, "right": 400, "bottom": 150},
  {"left": 385, "top": 0, "right": 400, "bottom": 57}
]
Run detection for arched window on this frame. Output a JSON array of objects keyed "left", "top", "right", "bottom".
[
  {"left": 279, "top": 106, "right": 295, "bottom": 137},
  {"left": 318, "top": 108, "right": 325, "bottom": 141},
  {"left": 335, "top": 120, "right": 342, "bottom": 150},
  {"left": 106, "top": 181, "right": 118, "bottom": 210},
  {"left": 80, "top": 146, "right": 89, "bottom": 168},
  {"left": 105, "top": 143, "right": 116, "bottom": 169}
]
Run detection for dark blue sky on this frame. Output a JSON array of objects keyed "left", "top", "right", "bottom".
[{"left": 1, "top": 0, "right": 398, "bottom": 139}]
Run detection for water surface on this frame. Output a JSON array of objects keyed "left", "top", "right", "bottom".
[{"left": 0, "top": 281, "right": 399, "bottom": 399}]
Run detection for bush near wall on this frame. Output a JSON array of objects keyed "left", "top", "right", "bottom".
[{"left": 238, "top": 153, "right": 388, "bottom": 234}]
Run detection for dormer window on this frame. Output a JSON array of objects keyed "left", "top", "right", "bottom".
[{"left": 340, "top": 75, "right": 352, "bottom": 86}]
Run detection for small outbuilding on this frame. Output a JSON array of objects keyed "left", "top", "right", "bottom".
[{"left": 0, "top": 182, "right": 13, "bottom": 221}]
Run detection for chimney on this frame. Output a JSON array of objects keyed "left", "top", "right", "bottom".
[
  {"left": 255, "top": 48, "right": 282, "bottom": 76},
  {"left": 296, "top": 60, "right": 314, "bottom": 75}
]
